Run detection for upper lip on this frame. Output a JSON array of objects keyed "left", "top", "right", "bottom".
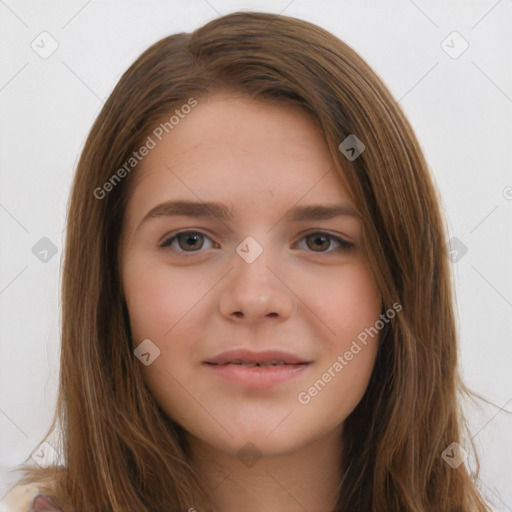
[{"left": 204, "top": 348, "right": 311, "bottom": 365}]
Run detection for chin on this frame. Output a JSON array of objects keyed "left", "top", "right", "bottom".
[
  {"left": 209, "top": 432, "right": 306, "bottom": 461},
  {"left": 187, "top": 414, "right": 320, "bottom": 461}
]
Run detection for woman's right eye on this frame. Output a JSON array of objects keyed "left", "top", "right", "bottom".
[{"left": 159, "top": 231, "right": 216, "bottom": 252}]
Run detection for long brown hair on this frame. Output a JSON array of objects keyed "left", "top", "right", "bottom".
[{"left": 14, "top": 11, "right": 489, "bottom": 511}]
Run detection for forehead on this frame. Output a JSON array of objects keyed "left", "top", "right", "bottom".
[{"left": 125, "top": 94, "right": 352, "bottom": 218}]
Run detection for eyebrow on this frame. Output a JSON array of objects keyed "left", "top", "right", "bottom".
[{"left": 137, "top": 199, "right": 360, "bottom": 230}]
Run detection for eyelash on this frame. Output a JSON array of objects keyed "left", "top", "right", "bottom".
[{"left": 159, "top": 230, "right": 354, "bottom": 254}]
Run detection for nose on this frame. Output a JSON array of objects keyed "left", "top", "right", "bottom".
[{"left": 218, "top": 242, "right": 296, "bottom": 323}]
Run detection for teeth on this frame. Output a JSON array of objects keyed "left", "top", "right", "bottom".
[{"left": 228, "top": 360, "right": 287, "bottom": 367}]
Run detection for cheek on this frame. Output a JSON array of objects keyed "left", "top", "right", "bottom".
[
  {"left": 294, "top": 261, "right": 381, "bottom": 416},
  {"left": 122, "top": 257, "right": 205, "bottom": 341},
  {"left": 295, "top": 259, "right": 381, "bottom": 339},
  {"left": 122, "top": 259, "right": 207, "bottom": 425},
  {"left": 298, "top": 343, "right": 379, "bottom": 436}
]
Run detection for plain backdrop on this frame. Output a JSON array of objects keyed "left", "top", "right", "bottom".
[{"left": 1, "top": 0, "right": 511, "bottom": 509}]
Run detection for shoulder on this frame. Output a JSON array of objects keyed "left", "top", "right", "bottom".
[
  {"left": 0, "top": 482, "right": 62, "bottom": 512},
  {"left": 0, "top": 481, "right": 40, "bottom": 512}
]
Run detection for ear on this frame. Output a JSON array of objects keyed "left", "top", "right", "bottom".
[{"left": 30, "top": 494, "right": 64, "bottom": 512}]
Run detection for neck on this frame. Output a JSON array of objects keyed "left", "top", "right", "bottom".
[{"left": 188, "top": 429, "right": 342, "bottom": 512}]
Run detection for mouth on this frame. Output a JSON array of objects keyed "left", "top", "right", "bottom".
[
  {"left": 203, "top": 349, "right": 312, "bottom": 389},
  {"left": 210, "top": 359, "right": 303, "bottom": 367},
  {"left": 204, "top": 348, "right": 311, "bottom": 366}
]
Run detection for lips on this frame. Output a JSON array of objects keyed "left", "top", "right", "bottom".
[
  {"left": 204, "top": 348, "right": 311, "bottom": 367},
  {"left": 203, "top": 348, "right": 312, "bottom": 389}
]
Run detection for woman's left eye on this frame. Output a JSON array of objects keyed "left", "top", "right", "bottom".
[
  {"left": 295, "top": 232, "right": 354, "bottom": 252},
  {"left": 159, "top": 230, "right": 353, "bottom": 254}
]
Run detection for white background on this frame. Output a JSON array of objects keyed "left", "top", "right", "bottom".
[{"left": 1, "top": 0, "right": 511, "bottom": 509}]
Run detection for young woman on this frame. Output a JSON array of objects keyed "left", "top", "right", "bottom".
[{"left": 3, "top": 11, "right": 490, "bottom": 512}]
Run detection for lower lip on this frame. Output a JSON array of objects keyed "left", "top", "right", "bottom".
[{"left": 203, "top": 363, "right": 310, "bottom": 389}]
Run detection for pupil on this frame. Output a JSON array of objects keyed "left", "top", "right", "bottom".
[
  {"left": 180, "top": 233, "right": 203, "bottom": 250},
  {"left": 308, "top": 235, "right": 329, "bottom": 251}
]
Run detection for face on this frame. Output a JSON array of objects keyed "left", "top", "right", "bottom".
[{"left": 120, "top": 93, "right": 382, "bottom": 459}]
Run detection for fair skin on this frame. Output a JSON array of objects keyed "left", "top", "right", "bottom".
[{"left": 120, "top": 93, "right": 382, "bottom": 512}]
